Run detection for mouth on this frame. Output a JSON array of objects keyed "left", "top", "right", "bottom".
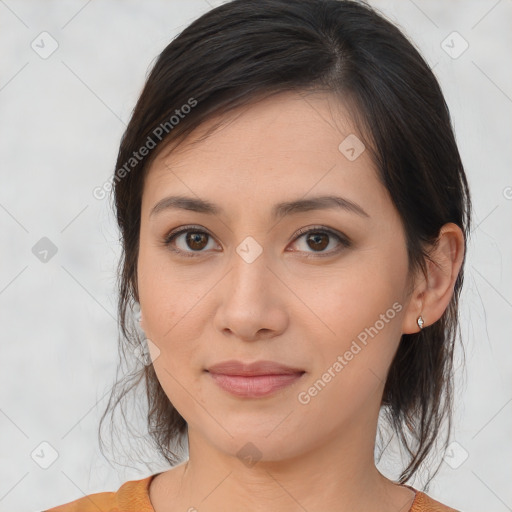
[{"left": 205, "top": 360, "right": 306, "bottom": 398}]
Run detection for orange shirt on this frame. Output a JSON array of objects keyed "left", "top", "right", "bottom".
[{"left": 43, "top": 474, "right": 460, "bottom": 512}]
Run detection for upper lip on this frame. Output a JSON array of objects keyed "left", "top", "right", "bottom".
[{"left": 206, "top": 360, "right": 305, "bottom": 376}]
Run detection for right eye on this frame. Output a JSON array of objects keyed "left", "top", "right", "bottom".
[{"left": 164, "top": 225, "right": 221, "bottom": 257}]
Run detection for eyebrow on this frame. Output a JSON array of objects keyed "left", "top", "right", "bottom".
[{"left": 149, "top": 194, "right": 370, "bottom": 219}]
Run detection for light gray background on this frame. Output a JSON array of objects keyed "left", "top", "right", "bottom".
[{"left": 1, "top": 1, "right": 511, "bottom": 511}]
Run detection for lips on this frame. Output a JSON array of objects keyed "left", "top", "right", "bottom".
[
  {"left": 206, "top": 359, "right": 305, "bottom": 376},
  {"left": 205, "top": 360, "right": 305, "bottom": 398}
]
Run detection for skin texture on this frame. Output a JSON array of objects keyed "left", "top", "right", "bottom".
[{"left": 137, "top": 91, "right": 465, "bottom": 512}]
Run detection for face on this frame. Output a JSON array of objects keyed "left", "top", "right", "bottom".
[{"left": 137, "top": 91, "right": 415, "bottom": 462}]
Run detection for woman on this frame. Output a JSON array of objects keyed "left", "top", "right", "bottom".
[{"left": 45, "top": 0, "right": 470, "bottom": 510}]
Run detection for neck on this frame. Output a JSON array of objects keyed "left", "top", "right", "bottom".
[{"left": 163, "top": 418, "right": 414, "bottom": 512}]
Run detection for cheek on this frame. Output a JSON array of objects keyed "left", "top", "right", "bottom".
[
  {"left": 293, "top": 251, "right": 407, "bottom": 407},
  {"left": 302, "top": 279, "right": 403, "bottom": 379},
  {"left": 137, "top": 252, "right": 205, "bottom": 414},
  {"left": 292, "top": 249, "right": 405, "bottom": 340},
  {"left": 137, "top": 241, "right": 207, "bottom": 339},
  {"left": 295, "top": 294, "right": 404, "bottom": 430}
]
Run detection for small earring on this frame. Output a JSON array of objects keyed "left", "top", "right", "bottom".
[
  {"left": 133, "top": 302, "right": 142, "bottom": 324},
  {"left": 417, "top": 315, "right": 424, "bottom": 330}
]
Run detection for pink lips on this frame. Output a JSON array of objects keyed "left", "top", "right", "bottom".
[{"left": 206, "top": 360, "right": 305, "bottom": 398}]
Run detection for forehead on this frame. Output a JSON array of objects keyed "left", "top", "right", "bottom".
[
  {"left": 154, "top": 91, "right": 360, "bottom": 165},
  {"left": 141, "top": 90, "right": 390, "bottom": 219}
]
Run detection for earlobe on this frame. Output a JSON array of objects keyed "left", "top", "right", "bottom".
[
  {"left": 401, "top": 283, "right": 426, "bottom": 334},
  {"left": 402, "top": 223, "right": 465, "bottom": 334}
]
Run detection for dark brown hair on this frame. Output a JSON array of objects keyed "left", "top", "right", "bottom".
[{"left": 99, "top": 0, "right": 472, "bottom": 487}]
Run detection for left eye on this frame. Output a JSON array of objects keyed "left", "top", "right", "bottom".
[
  {"left": 164, "top": 225, "right": 350, "bottom": 258},
  {"left": 288, "top": 227, "right": 350, "bottom": 256}
]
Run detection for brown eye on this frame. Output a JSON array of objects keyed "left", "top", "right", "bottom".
[
  {"left": 305, "top": 232, "right": 329, "bottom": 251},
  {"left": 186, "top": 232, "right": 209, "bottom": 251},
  {"left": 164, "top": 226, "right": 219, "bottom": 257},
  {"left": 289, "top": 226, "right": 351, "bottom": 257}
]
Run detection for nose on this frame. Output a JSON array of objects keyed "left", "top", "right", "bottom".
[{"left": 213, "top": 247, "right": 289, "bottom": 342}]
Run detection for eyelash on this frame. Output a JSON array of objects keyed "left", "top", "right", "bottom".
[{"left": 163, "top": 224, "right": 351, "bottom": 259}]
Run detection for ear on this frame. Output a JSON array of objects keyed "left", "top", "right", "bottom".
[{"left": 402, "top": 222, "right": 465, "bottom": 334}]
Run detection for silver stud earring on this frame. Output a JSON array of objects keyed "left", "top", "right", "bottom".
[
  {"left": 133, "top": 302, "right": 142, "bottom": 324},
  {"left": 417, "top": 315, "right": 424, "bottom": 330}
]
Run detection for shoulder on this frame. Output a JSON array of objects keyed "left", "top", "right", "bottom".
[
  {"left": 43, "top": 474, "right": 156, "bottom": 512},
  {"left": 410, "top": 488, "right": 461, "bottom": 512}
]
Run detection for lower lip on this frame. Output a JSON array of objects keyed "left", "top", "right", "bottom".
[{"left": 207, "top": 371, "right": 305, "bottom": 398}]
